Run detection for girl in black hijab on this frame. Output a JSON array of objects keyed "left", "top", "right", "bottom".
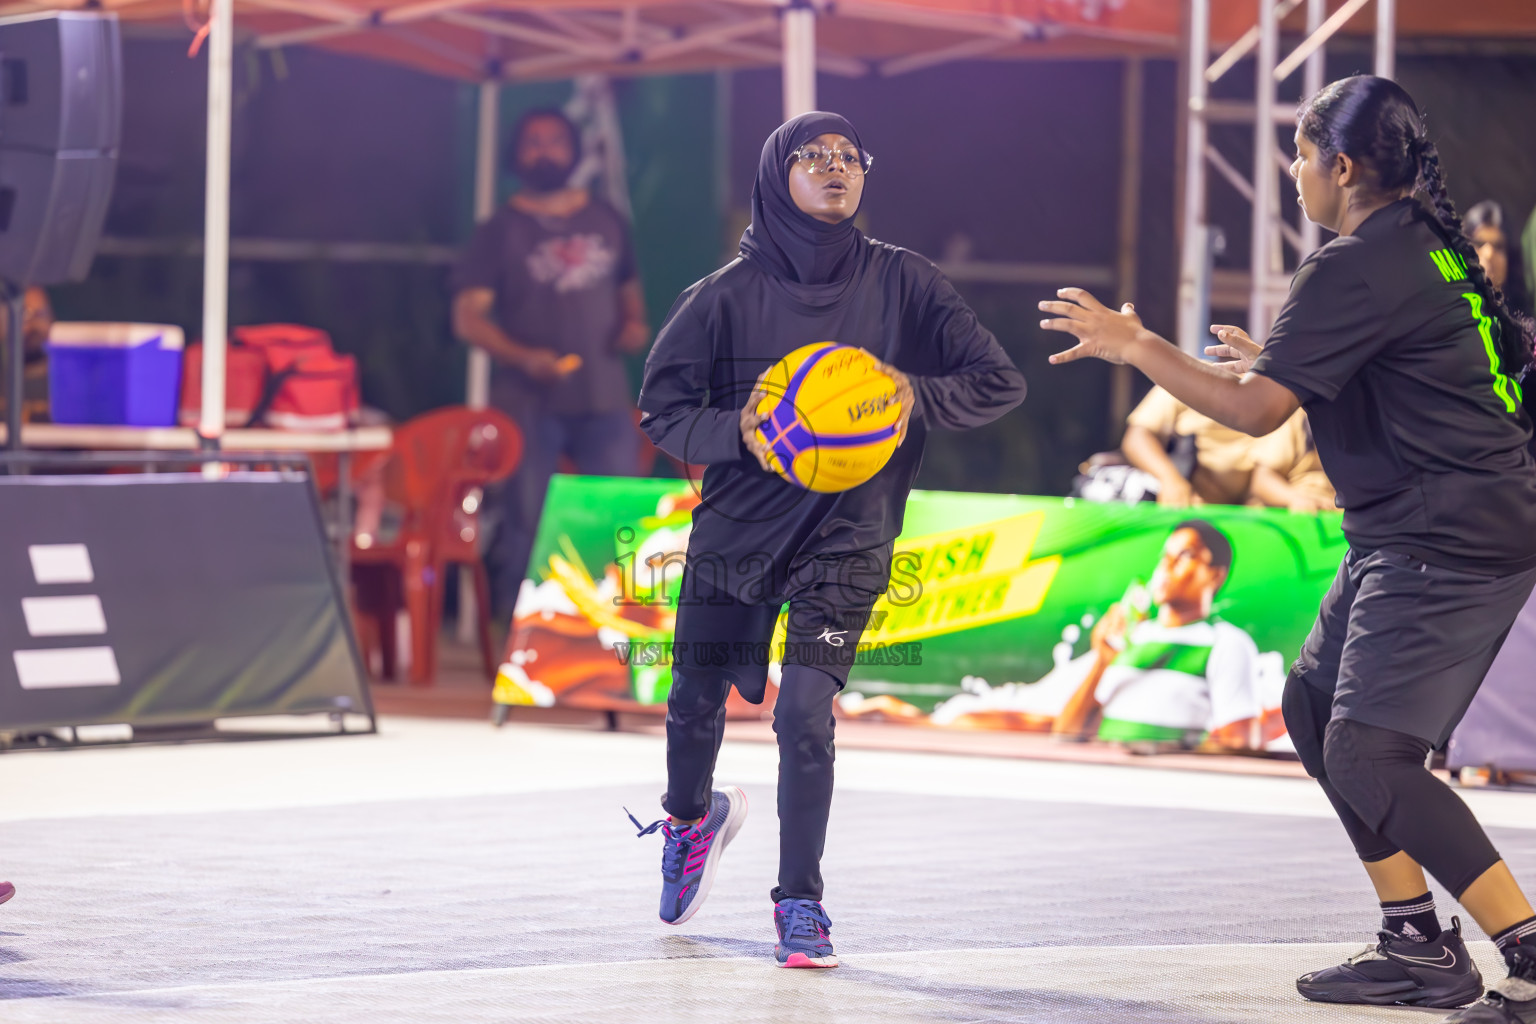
[{"left": 630, "top": 111, "right": 1026, "bottom": 968}]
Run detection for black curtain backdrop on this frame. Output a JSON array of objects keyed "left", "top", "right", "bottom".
[{"left": 49, "top": 39, "right": 1536, "bottom": 496}]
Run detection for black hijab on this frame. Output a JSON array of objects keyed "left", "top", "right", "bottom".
[{"left": 739, "top": 112, "right": 866, "bottom": 286}]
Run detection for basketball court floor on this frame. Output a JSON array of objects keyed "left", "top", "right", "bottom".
[{"left": 2, "top": 716, "right": 1533, "bottom": 1023}]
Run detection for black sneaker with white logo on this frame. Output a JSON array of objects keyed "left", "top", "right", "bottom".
[
  {"left": 1444, "top": 944, "right": 1536, "bottom": 1023},
  {"left": 1297, "top": 916, "right": 1484, "bottom": 1009}
]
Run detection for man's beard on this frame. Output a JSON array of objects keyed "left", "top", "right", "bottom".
[{"left": 520, "top": 158, "right": 574, "bottom": 193}]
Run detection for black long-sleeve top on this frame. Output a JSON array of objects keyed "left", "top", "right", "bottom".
[{"left": 638, "top": 238, "right": 1026, "bottom": 603}]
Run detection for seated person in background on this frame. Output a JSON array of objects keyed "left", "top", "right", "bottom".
[
  {"left": 0, "top": 286, "right": 55, "bottom": 424},
  {"left": 1123, "top": 377, "right": 1335, "bottom": 512},
  {"left": 1121, "top": 383, "right": 1260, "bottom": 506},
  {"left": 1465, "top": 200, "right": 1530, "bottom": 317},
  {"left": 1246, "top": 412, "right": 1336, "bottom": 513}
]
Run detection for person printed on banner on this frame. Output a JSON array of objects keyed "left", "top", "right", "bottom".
[
  {"left": 627, "top": 112, "right": 1026, "bottom": 969},
  {"left": 837, "top": 520, "right": 1284, "bottom": 749},
  {"left": 1047, "top": 520, "right": 1265, "bottom": 751},
  {"left": 0, "top": 286, "right": 55, "bottom": 424},
  {"left": 1040, "top": 76, "right": 1536, "bottom": 1021},
  {"left": 1245, "top": 411, "right": 1336, "bottom": 514},
  {"left": 451, "top": 107, "right": 651, "bottom": 622}
]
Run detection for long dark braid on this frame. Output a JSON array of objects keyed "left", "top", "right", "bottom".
[
  {"left": 1416, "top": 141, "right": 1536, "bottom": 379},
  {"left": 1299, "top": 75, "right": 1536, "bottom": 382}
]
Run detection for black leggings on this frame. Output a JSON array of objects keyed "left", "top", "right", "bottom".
[
  {"left": 1283, "top": 675, "right": 1500, "bottom": 899},
  {"left": 664, "top": 662, "right": 839, "bottom": 904}
]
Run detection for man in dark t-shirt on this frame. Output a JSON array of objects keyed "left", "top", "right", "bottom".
[{"left": 452, "top": 108, "right": 650, "bottom": 620}]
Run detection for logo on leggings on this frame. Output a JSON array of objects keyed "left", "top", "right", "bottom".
[{"left": 817, "top": 627, "right": 847, "bottom": 647}]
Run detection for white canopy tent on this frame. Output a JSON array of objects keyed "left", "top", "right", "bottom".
[
  {"left": 0, "top": 0, "right": 1192, "bottom": 439},
  {"left": 6, "top": 0, "right": 1535, "bottom": 434}
]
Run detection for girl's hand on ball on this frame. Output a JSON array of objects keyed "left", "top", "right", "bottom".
[
  {"left": 1205, "top": 325, "right": 1261, "bottom": 375},
  {"left": 1038, "top": 289, "right": 1149, "bottom": 366},
  {"left": 740, "top": 372, "right": 775, "bottom": 472},
  {"left": 869, "top": 356, "right": 915, "bottom": 446}
]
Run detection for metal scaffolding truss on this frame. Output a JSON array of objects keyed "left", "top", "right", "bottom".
[{"left": 1177, "top": 0, "right": 1397, "bottom": 352}]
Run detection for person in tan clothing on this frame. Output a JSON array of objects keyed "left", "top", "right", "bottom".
[
  {"left": 1122, "top": 384, "right": 1261, "bottom": 506},
  {"left": 1123, "top": 384, "right": 1334, "bottom": 511},
  {"left": 1247, "top": 412, "right": 1337, "bottom": 513}
]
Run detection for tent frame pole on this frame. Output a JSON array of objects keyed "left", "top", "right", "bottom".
[
  {"left": 1375, "top": 0, "right": 1396, "bottom": 79},
  {"left": 782, "top": 1, "right": 816, "bottom": 120},
  {"left": 459, "top": 77, "right": 499, "bottom": 644},
  {"left": 466, "top": 79, "right": 498, "bottom": 412},
  {"left": 1175, "top": 0, "right": 1210, "bottom": 354},
  {"left": 1299, "top": 0, "right": 1325, "bottom": 255},
  {"left": 199, "top": 0, "right": 234, "bottom": 444},
  {"left": 1110, "top": 56, "right": 1144, "bottom": 433},
  {"left": 1248, "top": 0, "right": 1280, "bottom": 342}
]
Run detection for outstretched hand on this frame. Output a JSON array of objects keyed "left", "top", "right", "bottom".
[
  {"left": 1038, "top": 289, "right": 1148, "bottom": 365},
  {"left": 1205, "top": 324, "right": 1262, "bottom": 376}
]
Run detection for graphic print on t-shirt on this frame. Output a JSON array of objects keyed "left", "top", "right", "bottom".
[
  {"left": 526, "top": 233, "right": 619, "bottom": 293},
  {"left": 1428, "top": 247, "right": 1523, "bottom": 413},
  {"left": 1093, "top": 619, "right": 1261, "bottom": 742}
]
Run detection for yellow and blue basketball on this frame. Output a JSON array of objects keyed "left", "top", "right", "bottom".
[{"left": 753, "top": 342, "right": 902, "bottom": 493}]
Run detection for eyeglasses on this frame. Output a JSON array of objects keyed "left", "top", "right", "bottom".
[{"left": 789, "top": 145, "right": 873, "bottom": 177}]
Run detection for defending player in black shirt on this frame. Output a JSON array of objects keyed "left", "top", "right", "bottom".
[
  {"left": 1041, "top": 76, "right": 1536, "bottom": 1022},
  {"left": 627, "top": 112, "right": 1025, "bottom": 968}
]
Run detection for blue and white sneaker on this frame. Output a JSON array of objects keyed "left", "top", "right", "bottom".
[
  {"left": 774, "top": 898, "right": 839, "bottom": 968},
  {"left": 627, "top": 786, "right": 747, "bottom": 926}
]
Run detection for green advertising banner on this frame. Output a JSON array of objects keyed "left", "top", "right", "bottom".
[{"left": 494, "top": 475, "right": 1348, "bottom": 754}]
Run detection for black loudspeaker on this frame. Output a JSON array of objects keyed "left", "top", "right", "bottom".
[{"left": 0, "top": 12, "right": 120, "bottom": 287}]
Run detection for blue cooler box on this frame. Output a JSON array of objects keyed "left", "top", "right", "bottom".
[{"left": 48, "top": 323, "right": 186, "bottom": 426}]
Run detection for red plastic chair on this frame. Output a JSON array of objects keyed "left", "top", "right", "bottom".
[{"left": 351, "top": 406, "right": 522, "bottom": 686}]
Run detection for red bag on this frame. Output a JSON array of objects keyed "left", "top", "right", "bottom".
[
  {"left": 235, "top": 324, "right": 360, "bottom": 431},
  {"left": 262, "top": 350, "right": 360, "bottom": 431},
  {"left": 231, "top": 324, "right": 332, "bottom": 373},
  {"left": 178, "top": 343, "right": 268, "bottom": 427}
]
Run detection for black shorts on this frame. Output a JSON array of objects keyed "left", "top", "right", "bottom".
[
  {"left": 1292, "top": 548, "right": 1536, "bottom": 747},
  {"left": 671, "top": 569, "right": 883, "bottom": 704}
]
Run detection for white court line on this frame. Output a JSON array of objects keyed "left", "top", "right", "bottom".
[
  {"left": 27, "top": 543, "right": 93, "bottom": 584},
  {"left": 0, "top": 941, "right": 1487, "bottom": 1000},
  {"left": 21, "top": 595, "right": 108, "bottom": 637},
  {"left": 1, "top": 716, "right": 1532, "bottom": 830},
  {"left": 12, "top": 647, "right": 120, "bottom": 689},
  {"left": 0, "top": 941, "right": 1514, "bottom": 1024}
]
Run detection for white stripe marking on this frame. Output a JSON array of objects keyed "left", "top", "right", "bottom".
[
  {"left": 27, "top": 544, "right": 94, "bottom": 584},
  {"left": 21, "top": 596, "right": 107, "bottom": 637},
  {"left": 13, "top": 647, "right": 121, "bottom": 689}
]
